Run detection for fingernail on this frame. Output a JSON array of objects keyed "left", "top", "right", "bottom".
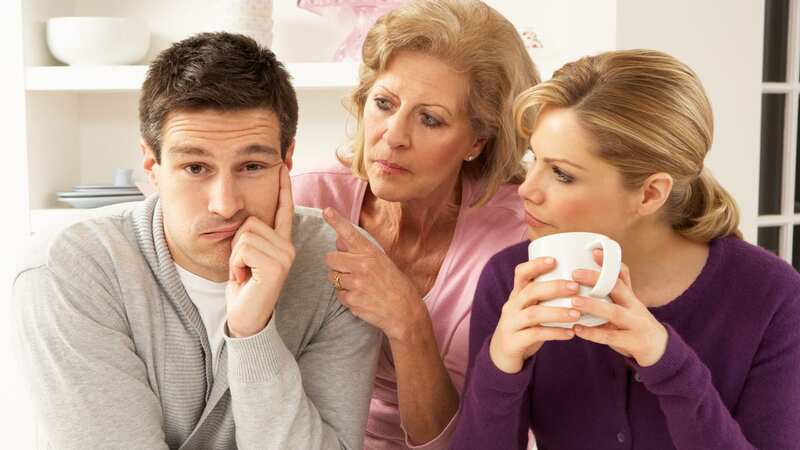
[
  {"left": 568, "top": 309, "right": 580, "bottom": 318},
  {"left": 567, "top": 282, "right": 579, "bottom": 291},
  {"left": 593, "top": 248, "right": 603, "bottom": 254},
  {"left": 572, "top": 297, "right": 584, "bottom": 306},
  {"left": 565, "top": 329, "right": 574, "bottom": 338},
  {"left": 544, "top": 257, "right": 554, "bottom": 265},
  {"left": 323, "top": 208, "right": 332, "bottom": 218}
]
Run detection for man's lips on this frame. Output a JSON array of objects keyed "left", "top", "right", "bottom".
[{"left": 201, "top": 224, "right": 241, "bottom": 240}]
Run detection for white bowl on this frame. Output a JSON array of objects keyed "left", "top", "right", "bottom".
[{"left": 47, "top": 17, "right": 150, "bottom": 66}]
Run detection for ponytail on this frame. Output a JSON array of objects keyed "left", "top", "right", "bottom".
[{"left": 670, "top": 169, "right": 742, "bottom": 241}]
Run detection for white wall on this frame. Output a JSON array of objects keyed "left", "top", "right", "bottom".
[
  {"left": 616, "top": 0, "right": 764, "bottom": 242},
  {"left": 0, "top": 1, "right": 37, "bottom": 448}
]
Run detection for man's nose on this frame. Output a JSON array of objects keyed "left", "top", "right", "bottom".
[{"left": 207, "top": 174, "right": 244, "bottom": 219}]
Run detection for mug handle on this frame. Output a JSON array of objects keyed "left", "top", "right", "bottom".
[{"left": 584, "top": 237, "right": 622, "bottom": 297}]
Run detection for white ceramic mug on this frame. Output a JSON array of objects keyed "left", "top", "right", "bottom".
[
  {"left": 113, "top": 168, "right": 134, "bottom": 187},
  {"left": 528, "top": 232, "right": 622, "bottom": 328}
]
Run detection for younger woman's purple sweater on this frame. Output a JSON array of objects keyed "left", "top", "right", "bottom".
[{"left": 451, "top": 236, "right": 800, "bottom": 449}]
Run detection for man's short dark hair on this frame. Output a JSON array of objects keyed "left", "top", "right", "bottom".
[{"left": 139, "top": 32, "right": 298, "bottom": 161}]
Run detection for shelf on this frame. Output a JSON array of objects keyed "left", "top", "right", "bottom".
[{"left": 25, "top": 62, "right": 359, "bottom": 92}]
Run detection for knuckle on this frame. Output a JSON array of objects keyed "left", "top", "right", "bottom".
[{"left": 611, "top": 307, "right": 625, "bottom": 323}]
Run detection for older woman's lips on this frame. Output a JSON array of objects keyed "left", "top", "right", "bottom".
[
  {"left": 525, "top": 212, "right": 550, "bottom": 228},
  {"left": 375, "top": 160, "right": 409, "bottom": 175}
]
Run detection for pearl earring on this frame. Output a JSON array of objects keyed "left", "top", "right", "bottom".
[{"left": 465, "top": 154, "right": 476, "bottom": 162}]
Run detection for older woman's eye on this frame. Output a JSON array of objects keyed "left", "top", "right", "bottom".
[
  {"left": 421, "top": 113, "right": 442, "bottom": 128},
  {"left": 374, "top": 97, "right": 391, "bottom": 111},
  {"left": 553, "top": 166, "right": 574, "bottom": 183}
]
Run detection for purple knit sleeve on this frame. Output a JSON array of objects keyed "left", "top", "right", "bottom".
[
  {"left": 451, "top": 255, "right": 534, "bottom": 450},
  {"left": 633, "top": 306, "right": 800, "bottom": 450}
]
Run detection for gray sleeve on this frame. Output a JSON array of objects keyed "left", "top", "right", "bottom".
[
  {"left": 225, "top": 300, "right": 380, "bottom": 450},
  {"left": 13, "top": 267, "right": 169, "bottom": 450}
]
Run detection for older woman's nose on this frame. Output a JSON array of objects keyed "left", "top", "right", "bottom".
[{"left": 384, "top": 113, "right": 411, "bottom": 149}]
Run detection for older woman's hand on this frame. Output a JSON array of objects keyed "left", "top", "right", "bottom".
[
  {"left": 322, "top": 207, "right": 427, "bottom": 342},
  {"left": 570, "top": 250, "right": 668, "bottom": 367}
]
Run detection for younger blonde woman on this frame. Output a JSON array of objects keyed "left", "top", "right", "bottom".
[{"left": 452, "top": 50, "right": 800, "bottom": 449}]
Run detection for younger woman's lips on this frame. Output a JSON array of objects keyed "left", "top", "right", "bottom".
[{"left": 525, "top": 212, "right": 549, "bottom": 228}]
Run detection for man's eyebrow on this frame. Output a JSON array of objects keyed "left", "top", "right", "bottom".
[
  {"left": 239, "top": 144, "right": 280, "bottom": 157},
  {"left": 167, "top": 144, "right": 280, "bottom": 158},
  {"left": 168, "top": 145, "right": 209, "bottom": 157}
]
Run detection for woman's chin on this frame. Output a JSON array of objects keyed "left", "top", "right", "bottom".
[{"left": 367, "top": 176, "right": 413, "bottom": 202}]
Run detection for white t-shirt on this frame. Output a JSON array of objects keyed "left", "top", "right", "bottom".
[{"left": 175, "top": 264, "right": 227, "bottom": 375}]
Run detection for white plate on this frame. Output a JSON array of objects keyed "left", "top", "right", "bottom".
[
  {"left": 57, "top": 194, "right": 144, "bottom": 209},
  {"left": 72, "top": 184, "right": 137, "bottom": 191},
  {"left": 58, "top": 189, "right": 141, "bottom": 197}
]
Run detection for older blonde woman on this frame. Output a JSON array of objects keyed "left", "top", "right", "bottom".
[
  {"left": 452, "top": 50, "right": 800, "bottom": 449},
  {"left": 292, "top": 1, "right": 539, "bottom": 448}
]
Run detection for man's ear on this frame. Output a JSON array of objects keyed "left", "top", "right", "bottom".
[
  {"left": 140, "top": 139, "right": 160, "bottom": 190},
  {"left": 637, "top": 172, "right": 673, "bottom": 217},
  {"left": 283, "top": 140, "right": 295, "bottom": 172}
]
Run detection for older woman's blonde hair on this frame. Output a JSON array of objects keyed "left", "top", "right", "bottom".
[
  {"left": 340, "top": 0, "right": 540, "bottom": 207},
  {"left": 514, "top": 49, "right": 741, "bottom": 242}
]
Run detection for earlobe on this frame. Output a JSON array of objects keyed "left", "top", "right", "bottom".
[
  {"left": 140, "top": 139, "right": 160, "bottom": 189},
  {"left": 465, "top": 137, "right": 487, "bottom": 162},
  {"left": 638, "top": 173, "right": 673, "bottom": 216},
  {"left": 283, "top": 140, "right": 296, "bottom": 172}
]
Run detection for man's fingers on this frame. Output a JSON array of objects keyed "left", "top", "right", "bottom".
[
  {"left": 274, "top": 164, "right": 294, "bottom": 241},
  {"left": 323, "top": 207, "right": 374, "bottom": 254}
]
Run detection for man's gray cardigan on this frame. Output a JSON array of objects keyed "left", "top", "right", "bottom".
[{"left": 13, "top": 196, "right": 381, "bottom": 449}]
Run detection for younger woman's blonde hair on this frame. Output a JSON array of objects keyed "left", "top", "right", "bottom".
[
  {"left": 514, "top": 49, "right": 741, "bottom": 242},
  {"left": 341, "top": 0, "right": 540, "bottom": 206}
]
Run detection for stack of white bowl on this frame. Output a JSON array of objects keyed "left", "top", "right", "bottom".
[
  {"left": 57, "top": 184, "right": 144, "bottom": 209},
  {"left": 226, "top": 0, "right": 274, "bottom": 48}
]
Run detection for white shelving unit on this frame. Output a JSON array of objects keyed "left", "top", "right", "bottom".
[
  {"left": 15, "top": 0, "right": 361, "bottom": 234},
  {"left": 25, "top": 62, "right": 359, "bottom": 92},
  {"left": 14, "top": 0, "right": 612, "bottom": 236}
]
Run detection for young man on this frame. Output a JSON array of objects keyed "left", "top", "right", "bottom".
[{"left": 13, "top": 32, "right": 380, "bottom": 449}]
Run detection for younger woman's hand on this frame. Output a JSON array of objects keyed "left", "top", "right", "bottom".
[
  {"left": 489, "top": 257, "right": 579, "bottom": 374},
  {"left": 570, "top": 250, "right": 668, "bottom": 367}
]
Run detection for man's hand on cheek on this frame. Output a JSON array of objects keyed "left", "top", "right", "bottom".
[{"left": 225, "top": 165, "right": 295, "bottom": 338}]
